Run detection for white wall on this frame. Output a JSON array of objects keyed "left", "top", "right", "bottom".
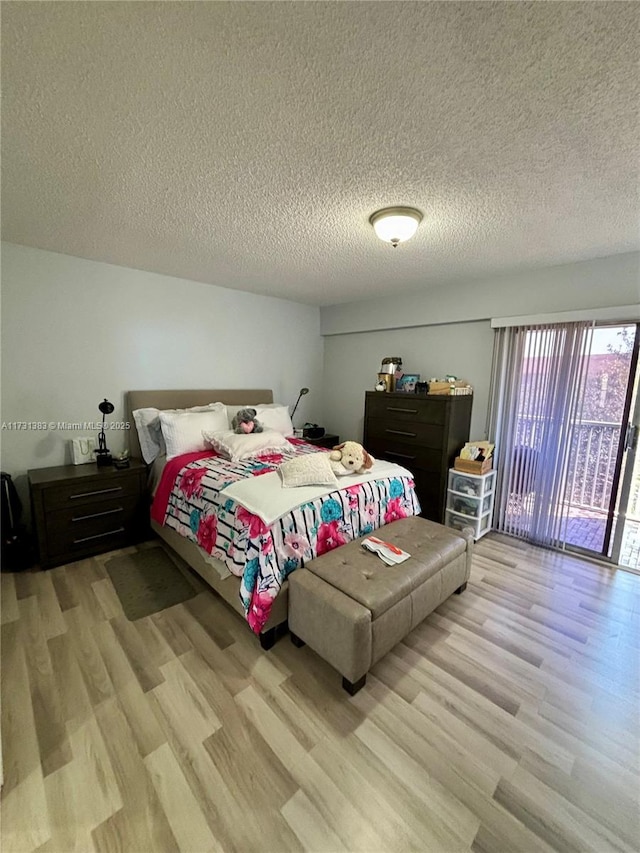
[
  {"left": 321, "top": 252, "right": 639, "bottom": 447},
  {"left": 321, "top": 251, "right": 640, "bottom": 335},
  {"left": 322, "top": 321, "right": 493, "bottom": 445},
  {"left": 3, "top": 243, "right": 638, "bottom": 521},
  {"left": 1, "top": 243, "right": 323, "bottom": 506}
]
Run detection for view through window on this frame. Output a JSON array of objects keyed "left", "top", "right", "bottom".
[{"left": 509, "top": 324, "right": 639, "bottom": 566}]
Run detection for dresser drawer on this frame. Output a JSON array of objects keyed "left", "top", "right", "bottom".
[
  {"left": 42, "top": 471, "right": 142, "bottom": 512},
  {"left": 45, "top": 495, "right": 142, "bottom": 558},
  {"left": 368, "top": 437, "right": 443, "bottom": 473},
  {"left": 366, "top": 417, "right": 444, "bottom": 449},
  {"left": 365, "top": 395, "right": 446, "bottom": 425}
]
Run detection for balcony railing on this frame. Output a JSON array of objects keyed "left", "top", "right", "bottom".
[{"left": 514, "top": 415, "right": 639, "bottom": 516}]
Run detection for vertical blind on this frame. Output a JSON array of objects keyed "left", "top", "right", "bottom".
[{"left": 487, "top": 321, "right": 594, "bottom": 547}]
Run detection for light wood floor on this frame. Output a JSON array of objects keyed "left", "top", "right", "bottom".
[{"left": 2, "top": 533, "right": 639, "bottom": 853}]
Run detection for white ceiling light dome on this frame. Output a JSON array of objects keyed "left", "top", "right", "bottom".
[{"left": 369, "top": 206, "right": 423, "bottom": 247}]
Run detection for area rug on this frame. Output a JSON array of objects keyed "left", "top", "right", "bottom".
[{"left": 105, "top": 546, "right": 199, "bottom": 620}]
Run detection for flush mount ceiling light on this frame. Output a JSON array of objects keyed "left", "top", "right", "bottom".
[{"left": 369, "top": 206, "right": 423, "bottom": 247}]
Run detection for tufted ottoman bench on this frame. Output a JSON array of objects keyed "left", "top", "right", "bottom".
[{"left": 288, "top": 516, "right": 473, "bottom": 694}]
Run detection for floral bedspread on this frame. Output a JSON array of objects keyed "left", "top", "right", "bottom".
[{"left": 152, "top": 440, "right": 421, "bottom": 633}]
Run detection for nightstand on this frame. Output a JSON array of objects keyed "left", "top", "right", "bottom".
[
  {"left": 28, "top": 460, "right": 148, "bottom": 569},
  {"left": 304, "top": 433, "right": 339, "bottom": 449}
]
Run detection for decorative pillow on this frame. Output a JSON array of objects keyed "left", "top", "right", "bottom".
[
  {"left": 279, "top": 453, "right": 338, "bottom": 488},
  {"left": 133, "top": 403, "right": 226, "bottom": 464},
  {"left": 202, "top": 428, "right": 288, "bottom": 461},
  {"left": 253, "top": 405, "right": 294, "bottom": 437},
  {"left": 159, "top": 408, "right": 229, "bottom": 460}
]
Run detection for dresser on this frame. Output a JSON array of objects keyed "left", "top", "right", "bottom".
[
  {"left": 363, "top": 391, "right": 472, "bottom": 523},
  {"left": 29, "top": 460, "right": 148, "bottom": 569}
]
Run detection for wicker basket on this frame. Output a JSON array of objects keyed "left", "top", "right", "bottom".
[
  {"left": 454, "top": 457, "right": 493, "bottom": 475},
  {"left": 429, "top": 380, "right": 473, "bottom": 396},
  {"left": 428, "top": 381, "right": 453, "bottom": 395}
]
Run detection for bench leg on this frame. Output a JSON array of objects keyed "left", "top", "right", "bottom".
[
  {"left": 454, "top": 582, "right": 468, "bottom": 595},
  {"left": 342, "top": 674, "right": 366, "bottom": 695},
  {"left": 290, "top": 632, "right": 305, "bottom": 648}
]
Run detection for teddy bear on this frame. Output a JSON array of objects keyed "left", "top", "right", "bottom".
[
  {"left": 329, "top": 441, "right": 374, "bottom": 476},
  {"left": 231, "top": 407, "right": 264, "bottom": 434}
]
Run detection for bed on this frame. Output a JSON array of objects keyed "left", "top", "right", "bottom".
[{"left": 127, "top": 389, "right": 421, "bottom": 648}]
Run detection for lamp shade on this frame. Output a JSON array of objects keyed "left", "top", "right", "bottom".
[{"left": 369, "top": 207, "right": 423, "bottom": 247}]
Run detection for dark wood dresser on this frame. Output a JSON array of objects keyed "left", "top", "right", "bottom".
[
  {"left": 363, "top": 391, "right": 472, "bottom": 522},
  {"left": 28, "top": 460, "right": 148, "bottom": 569}
]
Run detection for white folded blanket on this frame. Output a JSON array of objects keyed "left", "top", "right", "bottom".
[{"left": 222, "top": 458, "right": 414, "bottom": 526}]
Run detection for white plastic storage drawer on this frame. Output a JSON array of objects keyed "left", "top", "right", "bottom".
[
  {"left": 446, "top": 490, "right": 492, "bottom": 518},
  {"left": 448, "top": 469, "right": 496, "bottom": 499},
  {"left": 445, "top": 509, "right": 491, "bottom": 540}
]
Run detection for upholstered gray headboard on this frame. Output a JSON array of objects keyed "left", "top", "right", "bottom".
[{"left": 126, "top": 389, "right": 274, "bottom": 461}]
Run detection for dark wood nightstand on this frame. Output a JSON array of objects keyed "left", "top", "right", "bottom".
[
  {"left": 28, "top": 459, "right": 148, "bottom": 569},
  {"left": 303, "top": 433, "right": 339, "bottom": 449}
]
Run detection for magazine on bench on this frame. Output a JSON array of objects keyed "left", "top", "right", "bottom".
[{"left": 361, "top": 536, "right": 411, "bottom": 566}]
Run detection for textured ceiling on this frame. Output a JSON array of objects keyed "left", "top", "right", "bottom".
[{"left": 2, "top": 2, "right": 639, "bottom": 306}]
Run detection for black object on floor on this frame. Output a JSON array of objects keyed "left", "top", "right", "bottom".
[{"left": 1, "top": 472, "right": 34, "bottom": 571}]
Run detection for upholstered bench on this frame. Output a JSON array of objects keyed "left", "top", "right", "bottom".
[{"left": 288, "top": 516, "right": 473, "bottom": 694}]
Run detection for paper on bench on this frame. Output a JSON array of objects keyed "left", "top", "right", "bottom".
[{"left": 362, "top": 536, "right": 411, "bottom": 566}]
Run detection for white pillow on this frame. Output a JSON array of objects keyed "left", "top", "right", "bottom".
[
  {"left": 132, "top": 407, "right": 165, "bottom": 465},
  {"left": 133, "top": 403, "right": 226, "bottom": 464},
  {"left": 203, "top": 428, "right": 288, "bottom": 461},
  {"left": 279, "top": 453, "right": 338, "bottom": 488},
  {"left": 159, "top": 408, "right": 229, "bottom": 460},
  {"left": 253, "top": 405, "right": 294, "bottom": 437}
]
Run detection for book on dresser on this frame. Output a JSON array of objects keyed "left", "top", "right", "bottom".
[{"left": 363, "top": 391, "right": 472, "bottom": 523}]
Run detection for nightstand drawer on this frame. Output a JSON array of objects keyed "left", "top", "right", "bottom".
[
  {"left": 45, "top": 495, "right": 142, "bottom": 558},
  {"left": 42, "top": 471, "right": 142, "bottom": 512},
  {"left": 365, "top": 417, "right": 444, "bottom": 449}
]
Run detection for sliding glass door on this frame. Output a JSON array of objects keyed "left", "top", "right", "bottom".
[
  {"left": 560, "top": 324, "right": 639, "bottom": 562},
  {"left": 609, "top": 356, "right": 640, "bottom": 568},
  {"left": 490, "top": 321, "right": 639, "bottom": 566}
]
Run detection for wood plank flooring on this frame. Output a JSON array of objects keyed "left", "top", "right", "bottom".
[{"left": 1, "top": 534, "right": 639, "bottom": 852}]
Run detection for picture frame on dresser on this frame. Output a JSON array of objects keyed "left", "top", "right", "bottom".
[{"left": 395, "top": 373, "right": 420, "bottom": 393}]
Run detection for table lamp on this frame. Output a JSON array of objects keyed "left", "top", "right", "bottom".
[
  {"left": 290, "top": 387, "right": 309, "bottom": 422},
  {"left": 95, "top": 398, "right": 114, "bottom": 466}
]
